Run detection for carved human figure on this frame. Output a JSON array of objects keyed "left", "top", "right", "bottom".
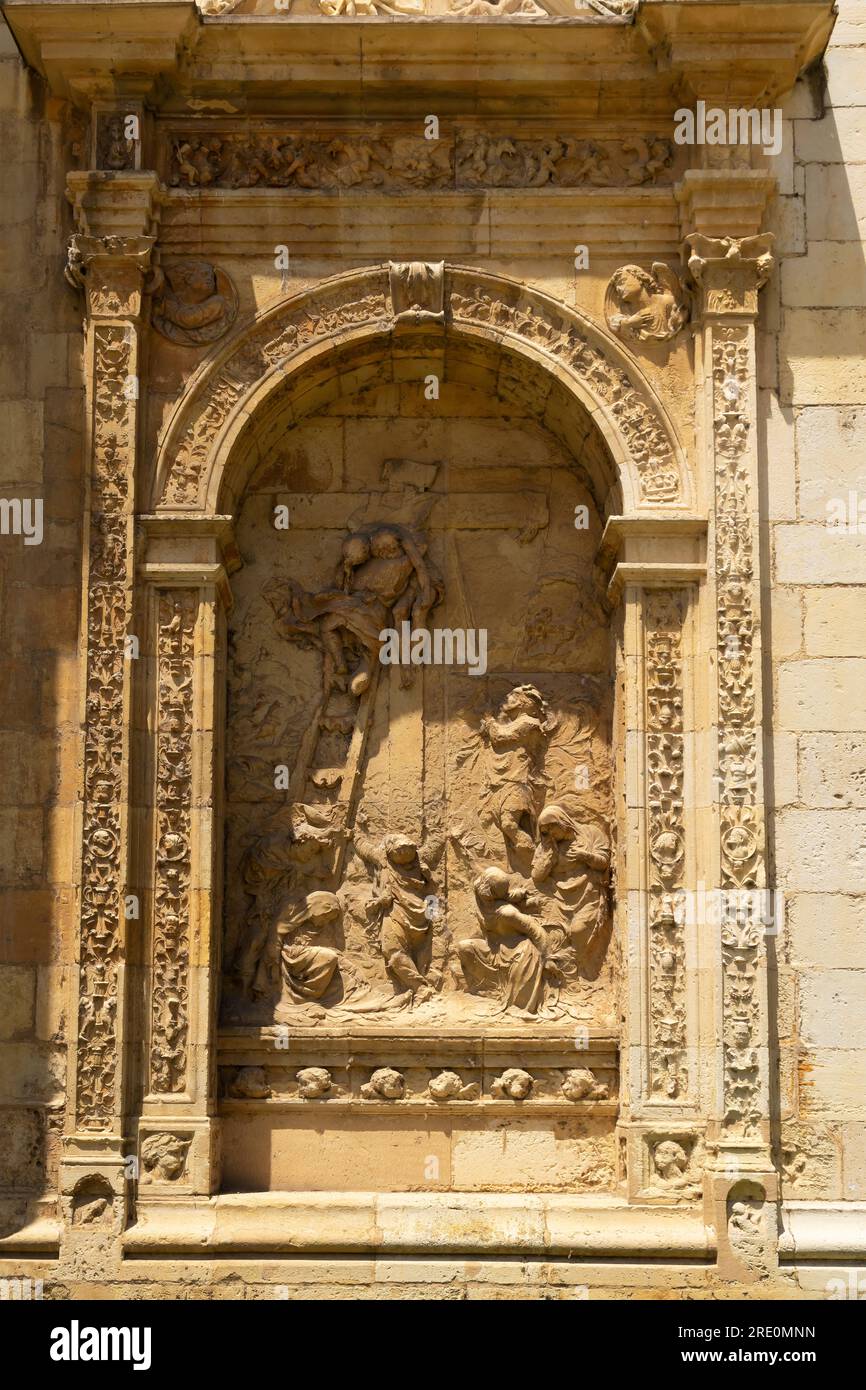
[
  {"left": 275, "top": 890, "right": 342, "bottom": 1013},
  {"left": 480, "top": 685, "right": 556, "bottom": 862},
  {"left": 265, "top": 523, "right": 441, "bottom": 699},
  {"left": 152, "top": 259, "right": 238, "bottom": 346},
  {"left": 233, "top": 807, "right": 338, "bottom": 996},
  {"left": 457, "top": 866, "right": 550, "bottom": 1015},
  {"left": 140, "top": 1133, "right": 190, "bottom": 1183},
  {"left": 530, "top": 803, "right": 611, "bottom": 949},
  {"left": 355, "top": 817, "right": 444, "bottom": 1001},
  {"left": 604, "top": 263, "right": 689, "bottom": 343},
  {"left": 652, "top": 1139, "right": 691, "bottom": 1187}
]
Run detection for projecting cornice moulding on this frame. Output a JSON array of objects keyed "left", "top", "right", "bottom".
[{"left": 1, "top": 1, "right": 836, "bottom": 113}]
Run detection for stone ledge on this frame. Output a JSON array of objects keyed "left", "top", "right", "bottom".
[
  {"left": 780, "top": 1203, "right": 866, "bottom": 1261},
  {"left": 123, "top": 1192, "right": 713, "bottom": 1258}
]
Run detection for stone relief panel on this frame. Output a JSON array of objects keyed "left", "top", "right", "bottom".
[
  {"left": 220, "top": 400, "right": 616, "bottom": 1036},
  {"left": 644, "top": 590, "right": 689, "bottom": 1102},
  {"left": 149, "top": 591, "right": 197, "bottom": 1095},
  {"left": 194, "top": 1, "right": 638, "bottom": 19},
  {"left": 166, "top": 126, "right": 677, "bottom": 191},
  {"left": 151, "top": 259, "right": 238, "bottom": 347},
  {"left": 604, "top": 263, "right": 689, "bottom": 344}
]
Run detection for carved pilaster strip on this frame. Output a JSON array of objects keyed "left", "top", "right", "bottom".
[
  {"left": 149, "top": 590, "right": 197, "bottom": 1095},
  {"left": 644, "top": 589, "right": 688, "bottom": 1102},
  {"left": 686, "top": 233, "right": 774, "bottom": 1148},
  {"left": 72, "top": 228, "right": 157, "bottom": 1134}
]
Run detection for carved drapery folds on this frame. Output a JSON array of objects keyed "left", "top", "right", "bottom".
[
  {"left": 645, "top": 590, "right": 688, "bottom": 1102},
  {"left": 687, "top": 232, "right": 774, "bottom": 1147},
  {"left": 150, "top": 591, "right": 197, "bottom": 1095},
  {"left": 72, "top": 234, "right": 155, "bottom": 1132}
]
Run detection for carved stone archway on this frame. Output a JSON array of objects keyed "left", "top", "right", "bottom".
[
  {"left": 117, "top": 260, "right": 720, "bottom": 1260},
  {"left": 150, "top": 263, "right": 693, "bottom": 519}
]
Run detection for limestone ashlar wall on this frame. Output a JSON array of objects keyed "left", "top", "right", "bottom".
[
  {"left": 0, "top": 22, "right": 82, "bottom": 1199},
  {"left": 764, "top": 0, "right": 866, "bottom": 1205}
]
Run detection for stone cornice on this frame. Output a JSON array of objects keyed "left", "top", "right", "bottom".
[{"left": 2, "top": 0, "right": 836, "bottom": 113}]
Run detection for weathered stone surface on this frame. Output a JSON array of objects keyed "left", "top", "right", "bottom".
[{"left": 0, "top": 0, "right": 863, "bottom": 1303}]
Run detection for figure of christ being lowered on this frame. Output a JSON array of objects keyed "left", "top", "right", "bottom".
[{"left": 263, "top": 523, "right": 443, "bottom": 700}]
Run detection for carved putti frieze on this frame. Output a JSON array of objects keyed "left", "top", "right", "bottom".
[
  {"left": 605, "top": 263, "right": 689, "bottom": 344},
  {"left": 167, "top": 128, "right": 675, "bottom": 192}
]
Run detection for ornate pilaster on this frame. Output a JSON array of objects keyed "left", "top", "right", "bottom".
[
  {"left": 685, "top": 230, "right": 779, "bottom": 1280},
  {"left": 135, "top": 521, "right": 235, "bottom": 1199},
  {"left": 599, "top": 518, "right": 705, "bottom": 1204},
  {"left": 61, "top": 174, "right": 161, "bottom": 1225}
]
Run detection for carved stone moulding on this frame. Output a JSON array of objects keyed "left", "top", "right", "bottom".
[
  {"left": 153, "top": 263, "right": 690, "bottom": 514},
  {"left": 218, "top": 1032, "right": 619, "bottom": 1114}
]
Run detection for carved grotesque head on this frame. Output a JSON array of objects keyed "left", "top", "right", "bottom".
[
  {"left": 492, "top": 1068, "right": 533, "bottom": 1101},
  {"left": 362, "top": 1067, "right": 405, "bottom": 1100},
  {"left": 296, "top": 1067, "right": 332, "bottom": 1100},
  {"left": 141, "top": 1132, "right": 190, "bottom": 1183},
  {"left": 653, "top": 1139, "right": 689, "bottom": 1182}
]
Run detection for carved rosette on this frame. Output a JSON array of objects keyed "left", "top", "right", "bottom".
[
  {"left": 644, "top": 590, "right": 688, "bottom": 1101},
  {"left": 687, "top": 233, "right": 774, "bottom": 1142},
  {"left": 74, "top": 240, "right": 152, "bottom": 1130},
  {"left": 149, "top": 591, "right": 197, "bottom": 1094}
]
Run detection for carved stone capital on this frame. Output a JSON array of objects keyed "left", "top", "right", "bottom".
[
  {"left": 65, "top": 234, "right": 158, "bottom": 319},
  {"left": 684, "top": 233, "right": 775, "bottom": 320}
]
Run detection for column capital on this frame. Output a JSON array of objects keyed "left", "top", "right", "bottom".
[
  {"left": 65, "top": 172, "right": 164, "bottom": 319},
  {"left": 684, "top": 232, "right": 775, "bottom": 322}
]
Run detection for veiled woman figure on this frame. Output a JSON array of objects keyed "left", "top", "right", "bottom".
[
  {"left": 457, "top": 867, "right": 550, "bottom": 1015},
  {"left": 530, "top": 802, "right": 611, "bottom": 950}
]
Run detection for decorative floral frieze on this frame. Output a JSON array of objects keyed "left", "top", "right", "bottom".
[
  {"left": 150, "top": 590, "right": 197, "bottom": 1094},
  {"left": 644, "top": 590, "right": 688, "bottom": 1101},
  {"left": 167, "top": 129, "right": 675, "bottom": 191}
]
